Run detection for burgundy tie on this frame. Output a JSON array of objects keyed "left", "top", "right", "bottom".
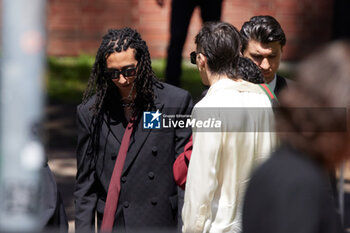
[{"left": 101, "top": 120, "right": 134, "bottom": 232}]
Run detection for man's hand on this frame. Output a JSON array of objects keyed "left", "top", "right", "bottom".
[{"left": 155, "top": 0, "right": 165, "bottom": 7}]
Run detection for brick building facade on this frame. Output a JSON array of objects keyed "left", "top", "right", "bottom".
[{"left": 47, "top": 0, "right": 335, "bottom": 61}]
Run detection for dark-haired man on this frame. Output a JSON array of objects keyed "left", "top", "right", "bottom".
[
  {"left": 240, "top": 15, "right": 288, "bottom": 96},
  {"left": 182, "top": 21, "right": 277, "bottom": 233}
]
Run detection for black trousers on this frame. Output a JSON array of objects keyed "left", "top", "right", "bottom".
[{"left": 165, "top": 0, "right": 223, "bottom": 86}]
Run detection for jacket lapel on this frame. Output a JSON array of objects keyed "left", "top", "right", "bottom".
[
  {"left": 122, "top": 118, "right": 151, "bottom": 174},
  {"left": 122, "top": 91, "right": 164, "bottom": 175},
  {"left": 274, "top": 75, "right": 287, "bottom": 96},
  {"left": 103, "top": 105, "right": 126, "bottom": 146}
]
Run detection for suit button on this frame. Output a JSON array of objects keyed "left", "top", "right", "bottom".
[
  {"left": 148, "top": 172, "right": 155, "bottom": 180},
  {"left": 121, "top": 176, "right": 127, "bottom": 183},
  {"left": 152, "top": 146, "right": 158, "bottom": 156},
  {"left": 151, "top": 198, "right": 157, "bottom": 205},
  {"left": 123, "top": 201, "right": 129, "bottom": 208}
]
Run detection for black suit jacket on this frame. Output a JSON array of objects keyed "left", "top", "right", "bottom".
[
  {"left": 274, "top": 75, "right": 288, "bottom": 96},
  {"left": 74, "top": 82, "right": 193, "bottom": 233},
  {"left": 242, "top": 144, "right": 344, "bottom": 233}
]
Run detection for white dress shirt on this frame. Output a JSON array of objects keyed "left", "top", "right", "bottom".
[
  {"left": 267, "top": 74, "right": 277, "bottom": 93},
  {"left": 182, "top": 78, "right": 277, "bottom": 233}
]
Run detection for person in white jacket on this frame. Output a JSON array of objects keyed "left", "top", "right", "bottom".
[{"left": 182, "top": 21, "right": 277, "bottom": 233}]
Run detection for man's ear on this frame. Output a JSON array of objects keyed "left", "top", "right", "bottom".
[{"left": 197, "top": 53, "right": 206, "bottom": 69}]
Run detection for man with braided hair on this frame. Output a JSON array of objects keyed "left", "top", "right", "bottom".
[{"left": 74, "top": 28, "right": 193, "bottom": 233}]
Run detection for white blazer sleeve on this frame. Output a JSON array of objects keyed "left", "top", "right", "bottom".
[{"left": 182, "top": 106, "right": 223, "bottom": 233}]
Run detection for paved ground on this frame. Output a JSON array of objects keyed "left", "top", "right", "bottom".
[{"left": 45, "top": 100, "right": 350, "bottom": 232}]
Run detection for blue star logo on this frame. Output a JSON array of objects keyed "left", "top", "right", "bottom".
[{"left": 143, "top": 110, "right": 162, "bottom": 129}]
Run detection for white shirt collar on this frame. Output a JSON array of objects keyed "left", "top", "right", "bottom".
[{"left": 267, "top": 74, "right": 277, "bottom": 92}]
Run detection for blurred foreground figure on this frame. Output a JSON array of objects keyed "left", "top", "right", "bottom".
[
  {"left": 242, "top": 41, "right": 350, "bottom": 233},
  {"left": 74, "top": 28, "right": 192, "bottom": 233},
  {"left": 41, "top": 164, "right": 68, "bottom": 232},
  {"left": 182, "top": 22, "right": 277, "bottom": 233}
]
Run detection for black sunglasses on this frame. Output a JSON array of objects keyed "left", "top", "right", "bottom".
[
  {"left": 190, "top": 51, "right": 197, "bottom": 65},
  {"left": 190, "top": 51, "right": 206, "bottom": 65},
  {"left": 104, "top": 67, "right": 137, "bottom": 80}
]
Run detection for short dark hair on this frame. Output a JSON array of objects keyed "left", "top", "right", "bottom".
[
  {"left": 195, "top": 21, "right": 241, "bottom": 78},
  {"left": 240, "top": 15, "right": 286, "bottom": 53}
]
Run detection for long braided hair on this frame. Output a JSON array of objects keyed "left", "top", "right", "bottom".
[{"left": 82, "top": 28, "right": 159, "bottom": 166}]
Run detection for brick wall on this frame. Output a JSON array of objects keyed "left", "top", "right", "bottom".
[{"left": 47, "top": 0, "right": 334, "bottom": 61}]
